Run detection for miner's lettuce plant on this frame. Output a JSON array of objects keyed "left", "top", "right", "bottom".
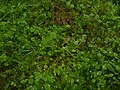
[{"left": 0, "top": 0, "right": 120, "bottom": 90}]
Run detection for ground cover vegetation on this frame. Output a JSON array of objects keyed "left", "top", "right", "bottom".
[{"left": 0, "top": 0, "right": 120, "bottom": 90}]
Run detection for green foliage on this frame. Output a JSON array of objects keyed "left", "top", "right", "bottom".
[{"left": 0, "top": 0, "right": 120, "bottom": 90}]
